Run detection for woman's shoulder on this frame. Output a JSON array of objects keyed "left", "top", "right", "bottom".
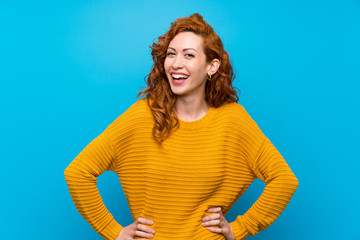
[
  {"left": 122, "top": 98, "right": 151, "bottom": 116},
  {"left": 216, "top": 101, "right": 251, "bottom": 120},
  {"left": 107, "top": 99, "right": 152, "bottom": 130},
  {"left": 215, "top": 102, "right": 264, "bottom": 135},
  {"left": 127, "top": 98, "right": 151, "bottom": 114}
]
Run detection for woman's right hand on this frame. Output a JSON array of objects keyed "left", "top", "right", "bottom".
[{"left": 115, "top": 217, "right": 155, "bottom": 240}]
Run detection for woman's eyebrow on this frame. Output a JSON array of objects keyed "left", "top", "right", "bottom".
[
  {"left": 183, "top": 48, "right": 197, "bottom": 53},
  {"left": 167, "top": 47, "right": 198, "bottom": 53}
]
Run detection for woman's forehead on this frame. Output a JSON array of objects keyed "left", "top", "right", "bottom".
[{"left": 168, "top": 32, "right": 204, "bottom": 51}]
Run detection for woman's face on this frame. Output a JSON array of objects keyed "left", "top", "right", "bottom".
[{"left": 164, "top": 32, "right": 212, "bottom": 99}]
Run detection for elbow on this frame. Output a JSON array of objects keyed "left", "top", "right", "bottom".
[
  {"left": 291, "top": 176, "right": 299, "bottom": 194},
  {"left": 288, "top": 171, "right": 299, "bottom": 193},
  {"left": 294, "top": 174, "right": 299, "bottom": 190},
  {"left": 283, "top": 166, "right": 299, "bottom": 191},
  {"left": 273, "top": 170, "right": 299, "bottom": 193},
  {"left": 64, "top": 164, "right": 72, "bottom": 183},
  {"left": 64, "top": 162, "right": 78, "bottom": 184},
  {"left": 64, "top": 160, "right": 95, "bottom": 184},
  {"left": 290, "top": 168, "right": 299, "bottom": 189}
]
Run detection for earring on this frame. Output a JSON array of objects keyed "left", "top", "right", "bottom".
[{"left": 207, "top": 74, "right": 212, "bottom": 80}]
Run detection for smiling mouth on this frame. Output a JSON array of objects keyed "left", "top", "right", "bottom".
[
  {"left": 171, "top": 73, "right": 189, "bottom": 80},
  {"left": 170, "top": 73, "right": 188, "bottom": 85}
]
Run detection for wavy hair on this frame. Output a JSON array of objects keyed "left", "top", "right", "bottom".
[{"left": 138, "top": 13, "right": 239, "bottom": 144}]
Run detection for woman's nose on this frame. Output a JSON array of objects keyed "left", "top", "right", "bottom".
[{"left": 172, "top": 55, "right": 184, "bottom": 69}]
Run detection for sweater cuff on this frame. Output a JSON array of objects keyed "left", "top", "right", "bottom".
[
  {"left": 230, "top": 220, "right": 250, "bottom": 240},
  {"left": 99, "top": 218, "right": 123, "bottom": 240}
]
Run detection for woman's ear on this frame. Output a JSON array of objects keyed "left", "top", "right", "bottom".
[{"left": 207, "top": 59, "right": 220, "bottom": 76}]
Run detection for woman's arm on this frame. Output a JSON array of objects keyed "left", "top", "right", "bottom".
[
  {"left": 64, "top": 130, "right": 122, "bottom": 239},
  {"left": 230, "top": 138, "right": 299, "bottom": 240}
]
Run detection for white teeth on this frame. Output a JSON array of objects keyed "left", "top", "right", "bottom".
[{"left": 172, "top": 74, "right": 188, "bottom": 79}]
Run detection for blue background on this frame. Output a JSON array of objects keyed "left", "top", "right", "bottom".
[{"left": 1, "top": 0, "right": 359, "bottom": 239}]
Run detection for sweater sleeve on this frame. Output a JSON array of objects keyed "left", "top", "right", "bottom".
[
  {"left": 230, "top": 137, "right": 299, "bottom": 239},
  {"left": 64, "top": 129, "right": 122, "bottom": 240}
]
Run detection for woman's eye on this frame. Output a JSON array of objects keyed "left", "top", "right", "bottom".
[
  {"left": 186, "top": 54, "right": 195, "bottom": 58},
  {"left": 166, "top": 52, "right": 175, "bottom": 56}
]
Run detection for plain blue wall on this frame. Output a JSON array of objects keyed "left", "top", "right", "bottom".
[{"left": 1, "top": 0, "right": 359, "bottom": 239}]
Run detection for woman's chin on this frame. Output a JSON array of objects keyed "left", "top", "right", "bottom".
[
  {"left": 169, "top": 85, "right": 186, "bottom": 96},
  {"left": 171, "top": 90, "right": 185, "bottom": 96}
]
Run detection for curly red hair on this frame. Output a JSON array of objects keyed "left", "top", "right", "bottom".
[{"left": 138, "top": 13, "right": 239, "bottom": 144}]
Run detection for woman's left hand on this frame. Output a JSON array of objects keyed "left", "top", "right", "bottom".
[{"left": 202, "top": 207, "right": 235, "bottom": 240}]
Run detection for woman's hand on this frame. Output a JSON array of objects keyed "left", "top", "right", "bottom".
[
  {"left": 115, "top": 217, "right": 155, "bottom": 240},
  {"left": 202, "top": 207, "right": 235, "bottom": 240}
]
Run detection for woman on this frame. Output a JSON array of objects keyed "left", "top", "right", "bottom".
[{"left": 65, "top": 13, "right": 298, "bottom": 240}]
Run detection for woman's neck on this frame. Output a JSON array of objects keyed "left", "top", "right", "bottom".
[{"left": 175, "top": 96, "right": 209, "bottom": 122}]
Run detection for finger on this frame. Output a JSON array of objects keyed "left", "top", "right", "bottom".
[
  {"left": 134, "top": 230, "right": 154, "bottom": 239},
  {"left": 202, "top": 219, "right": 220, "bottom": 227},
  {"left": 137, "top": 224, "right": 155, "bottom": 234},
  {"left": 137, "top": 217, "right": 154, "bottom": 226},
  {"left": 202, "top": 213, "right": 220, "bottom": 222},
  {"left": 207, "top": 227, "right": 223, "bottom": 234},
  {"left": 207, "top": 207, "right": 222, "bottom": 213}
]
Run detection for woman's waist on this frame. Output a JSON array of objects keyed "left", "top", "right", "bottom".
[
  {"left": 134, "top": 223, "right": 225, "bottom": 240},
  {"left": 132, "top": 206, "right": 227, "bottom": 239}
]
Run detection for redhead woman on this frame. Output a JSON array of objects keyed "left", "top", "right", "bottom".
[{"left": 65, "top": 13, "right": 298, "bottom": 240}]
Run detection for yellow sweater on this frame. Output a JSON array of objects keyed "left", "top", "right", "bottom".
[{"left": 64, "top": 99, "right": 298, "bottom": 240}]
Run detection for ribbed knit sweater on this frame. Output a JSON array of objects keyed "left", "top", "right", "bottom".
[{"left": 64, "top": 99, "right": 298, "bottom": 240}]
